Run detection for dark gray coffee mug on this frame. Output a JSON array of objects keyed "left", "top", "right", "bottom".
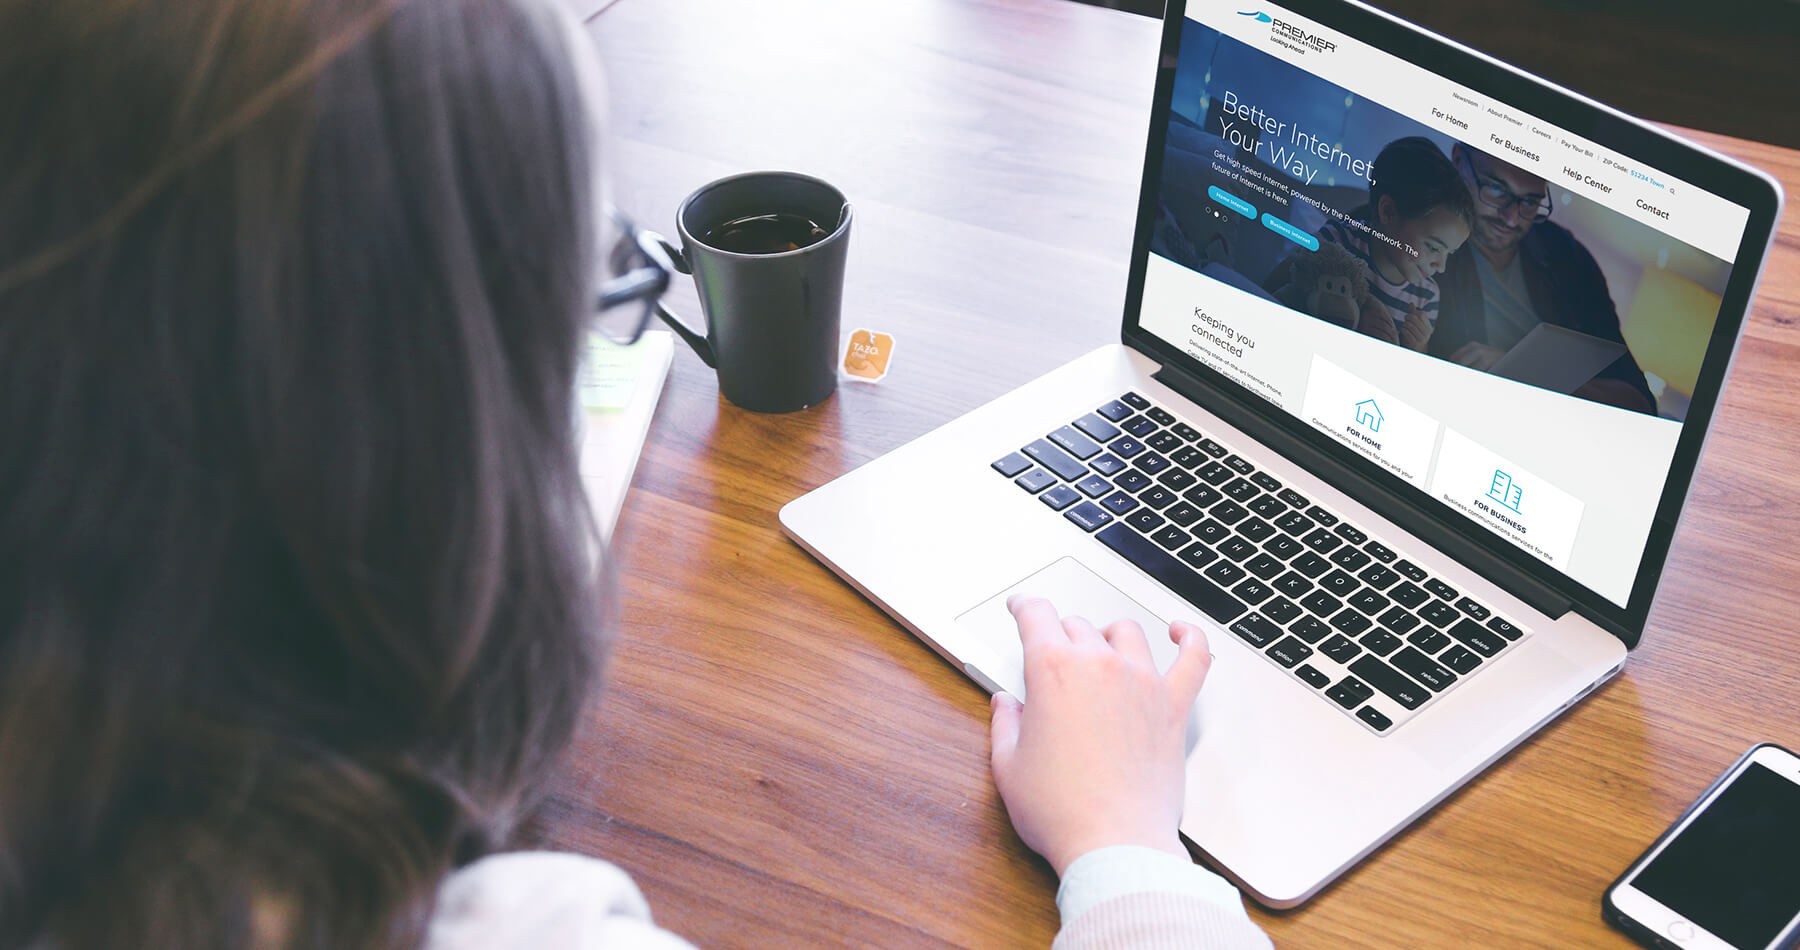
[{"left": 649, "top": 171, "right": 852, "bottom": 413}]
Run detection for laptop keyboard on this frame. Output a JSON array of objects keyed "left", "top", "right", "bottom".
[{"left": 991, "top": 391, "right": 1528, "bottom": 735}]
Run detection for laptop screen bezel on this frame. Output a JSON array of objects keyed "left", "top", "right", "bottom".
[{"left": 1119, "top": 0, "right": 1784, "bottom": 644}]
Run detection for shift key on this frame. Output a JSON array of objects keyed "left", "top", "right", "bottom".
[{"left": 1024, "top": 438, "right": 1089, "bottom": 481}]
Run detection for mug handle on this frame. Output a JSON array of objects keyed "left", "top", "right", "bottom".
[{"left": 643, "top": 231, "right": 717, "bottom": 368}]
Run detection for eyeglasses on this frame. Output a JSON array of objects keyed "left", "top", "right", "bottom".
[
  {"left": 595, "top": 204, "right": 673, "bottom": 345},
  {"left": 1459, "top": 150, "right": 1553, "bottom": 223}
]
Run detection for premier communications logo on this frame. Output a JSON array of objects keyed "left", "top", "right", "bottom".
[{"left": 1239, "top": 10, "right": 1337, "bottom": 54}]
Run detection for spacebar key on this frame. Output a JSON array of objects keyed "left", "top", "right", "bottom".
[{"left": 1097, "top": 524, "right": 1248, "bottom": 624}]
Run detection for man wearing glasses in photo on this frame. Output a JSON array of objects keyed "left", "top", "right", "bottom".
[{"left": 1430, "top": 144, "right": 1655, "bottom": 414}]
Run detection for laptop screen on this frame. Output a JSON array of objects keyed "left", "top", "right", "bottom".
[{"left": 1129, "top": 0, "right": 1767, "bottom": 615}]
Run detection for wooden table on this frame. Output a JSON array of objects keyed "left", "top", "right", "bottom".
[{"left": 533, "top": 0, "right": 1800, "bottom": 945}]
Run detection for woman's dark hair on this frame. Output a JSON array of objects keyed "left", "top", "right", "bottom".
[
  {"left": 0, "top": 0, "right": 603, "bottom": 946},
  {"left": 1367, "top": 135, "right": 1475, "bottom": 225}
]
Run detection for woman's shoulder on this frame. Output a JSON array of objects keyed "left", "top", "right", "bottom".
[{"left": 427, "top": 852, "right": 696, "bottom": 950}]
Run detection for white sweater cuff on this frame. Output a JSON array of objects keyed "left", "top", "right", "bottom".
[{"left": 1055, "top": 845, "right": 1251, "bottom": 924}]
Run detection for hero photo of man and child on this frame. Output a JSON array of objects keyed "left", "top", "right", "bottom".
[{"left": 1151, "top": 20, "right": 1735, "bottom": 422}]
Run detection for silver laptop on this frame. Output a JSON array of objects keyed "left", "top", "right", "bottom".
[{"left": 780, "top": 0, "right": 1783, "bottom": 906}]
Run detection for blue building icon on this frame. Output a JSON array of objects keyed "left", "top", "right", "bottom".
[
  {"left": 1354, "top": 399, "right": 1383, "bottom": 433},
  {"left": 1488, "top": 470, "right": 1523, "bottom": 512}
]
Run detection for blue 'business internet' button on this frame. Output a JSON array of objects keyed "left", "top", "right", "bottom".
[
  {"left": 1207, "top": 186, "right": 1257, "bottom": 220},
  {"left": 1261, "top": 213, "right": 1319, "bottom": 251}
]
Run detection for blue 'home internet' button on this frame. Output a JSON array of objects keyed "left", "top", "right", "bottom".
[
  {"left": 1261, "top": 213, "right": 1319, "bottom": 251},
  {"left": 1207, "top": 186, "right": 1257, "bottom": 220}
]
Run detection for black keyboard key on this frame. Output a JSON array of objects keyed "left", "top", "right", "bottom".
[
  {"left": 1223, "top": 477, "right": 1260, "bottom": 502},
  {"left": 1267, "top": 636, "right": 1313, "bottom": 668},
  {"left": 1329, "top": 547, "right": 1371, "bottom": 571},
  {"left": 1132, "top": 452, "right": 1171, "bottom": 476},
  {"left": 1447, "top": 618, "right": 1506, "bottom": 657},
  {"left": 1245, "top": 552, "right": 1285, "bottom": 580},
  {"left": 1122, "top": 414, "right": 1157, "bottom": 437},
  {"left": 1349, "top": 589, "right": 1390, "bottom": 615},
  {"left": 1142, "top": 405, "right": 1172, "bottom": 425},
  {"left": 1110, "top": 437, "right": 1145, "bottom": 459},
  {"left": 1358, "top": 564, "right": 1400, "bottom": 590},
  {"left": 1074, "top": 412, "right": 1122, "bottom": 443},
  {"left": 1171, "top": 422, "right": 1201, "bottom": 442},
  {"left": 992, "top": 452, "right": 1032, "bottom": 476},
  {"left": 1049, "top": 425, "right": 1102, "bottom": 460},
  {"left": 1146, "top": 430, "right": 1182, "bottom": 454},
  {"left": 1236, "top": 517, "right": 1275, "bottom": 544},
  {"left": 1139, "top": 486, "right": 1178, "bottom": 510},
  {"left": 1320, "top": 634, "right": 1362, "bottom": 663},
  {"left": 1329, "top": 609, "right": 1372, "bottom": 636},
  {"left": 1394, "top": 559, "right": 1429, "bottom": 583},
  {"left": 1232, "top": 578, "right": 1273, "bottom": 605},
  {"left": 1095, "top": 523, "right": 1247, "bottom": 623},
  {"left": 1455, "top": 597, "right": 1490, "bottom": 620},
  {"left": 1217, "top": 536, "right": 1257, "bottom": 562},
  {"left": 1292, "top": 616, "right": 1332, "bottom": 644},
  {"left": 1120, "top": 391, "right": 1150, "bottom": 410},
  {"left": 1332, "top": 523, "right": 1368, "bottom": 545},
  {"left": 1114, "top": 470, "right": 1151, "bottom": 493},
  {"left": 1196, "top": 461, "right": 1234, "bottom": 485},
  {"left": 1274, "top": 571, "right": 1314, "bottom": 598},
  {"left": 1263, "top": 596, "right": 1302, "bottom": 625},
  {"left": 1277, "top": 488, "right": 1310, "bottom": 509},
  {"left": 1064, "top": 501, "right": 1113, "bottom": 532},
  {"left": 1125, "top": 509, "right": 1165, "bottom": 533},
  {"left": 1089, "top": 453, "right": 1127, "bottom": 476},
  {"left": 1264, "top": 534, "right": 1303, "bottom": 560},
  {"left": 1171, "top": 445, "right": 1207, "bottom": 469},
  {"left": 1096, "top": 399, "right": 1133, "bottom": 422},
  {"left": 1424, "top": 578, "right": 1458, "bottom": 602},
  {"left": 1420, "top": 599, "right": 1459, "bottom": 628},
  {"left": 1224, "top": 454, "right": 1256, "bottom": 475},
  {"left": 1364, "top": 540, "right": 1397, "bottom": 563},
  {"left": 1176, "top": 543, "right": 1218, "bottom": 571},
  {"left": 1251, "top": 472, "right": 1282, "bottom": 493},
  {"left": 1356, "top": 706, "right": 1393, "bottom": 731},
  {"left": 1305, "top": 506, "right": 1338, "bottom": 527},
  {"left": 1408, "top": 627, "right": 1450, "bottom": 653},
  {"left": 1164, "top": 501, "right": 1203, "bottom": 527},
  {"left": 1230, "top": 613, "right": 1283, "bottom": 648},
  {"left": 1100, "top": 491, "right": 1139, "bottom": 516},
  {"left": 1016, "top": 469, "right": 1056, "bottom": 493},
  {"left": 1440, "top": 645, "right": 1482, "bottom": 674},
  {"left": 1486, "top": 616, "right": 1521, "bottom": 640},
  {"left": 1362, "top": 628, "right": 1402, "bottom": 656},
  {"left": 1152, "top": 525, "right": 1192, "bottom": 551},
  {"left": 1291, "top": 551, "right": 1331, "bottom": 579},
  {"left": 1300, "top": 590, "right": 1342, "bottom": 618},
  {"left": 1319, "top": 570, "right": 1359, "bottom": 596},
  {"left": 1391, "top": 647, "right": 1456, "bottom": 691},
  {"left": 1327, "top": 677, "right": 1374, "bottom": 709},
  {"left": 1275, "top": 511, "right": 1316, "bottom": 536},
  {"left": 1197, "top": 438, "right": 1229, "bottom": 458},
  {"left": 1024, "top": 439, "right": 1088, "bottom": 481},
  {"left": 1075, "top": 474, "right": 1112, "bottom": 498},
  {"left": 1377, "top": 606, "right": 1421, "bottom": 634},
  {"left": 1210, "top": 500, "right": 1249, "bottom": 525},
  {"left": 1349, "top": 656, "right": 1429, "bottom": 709},
  {"left": 1296, "top": 664, "right": 1331, "bottom": 689},
  {"left": 1039, "top": 484, "right": 1080, "bottom": 510},
  {"left": 1203, "top": 560, "right": 1247, "bottom": 587},
  {"left": 1156, "top": 468, "right": 1198, "bottom": 492},
  {"left": 1390, "top": 581, "right": 1429, "bottom": 609},
  {"left": 1192, "top": 519, "right": 1229, "bottom": 544},
  {"left": 1302, "top": 527, "right": 1343, "bottom": 554},
  {"left": 1182, "top": 483, "right": 1222, "bottom": 508},
  {"left": 1248, "top": 494, "right": 1288, "bottom": 519}
]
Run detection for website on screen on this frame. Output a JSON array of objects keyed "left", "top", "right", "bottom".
[{"left": 1138, "top": 1, "right": 1752, "bottom": 606}]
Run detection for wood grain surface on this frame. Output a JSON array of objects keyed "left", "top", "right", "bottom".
[{"left": 524, "top": 0, "right": 1800, "bottom": 946}]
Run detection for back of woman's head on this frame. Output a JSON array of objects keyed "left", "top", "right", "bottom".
[{"left": 0, "top": 0, "right": 603, "bottom": 946}]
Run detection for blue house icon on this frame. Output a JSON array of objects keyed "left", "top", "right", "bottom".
[{"left": 1354, "top": 399, "right": 1384, "bottom": 433}]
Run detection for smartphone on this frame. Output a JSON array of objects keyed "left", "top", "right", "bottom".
[{"left": 1603, "top": 743, "right": 1800, "bottom": 950}]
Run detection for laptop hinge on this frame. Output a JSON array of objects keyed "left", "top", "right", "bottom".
[{"left": 1153, "top": 361, "right": 1573, "bottom": 621}]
